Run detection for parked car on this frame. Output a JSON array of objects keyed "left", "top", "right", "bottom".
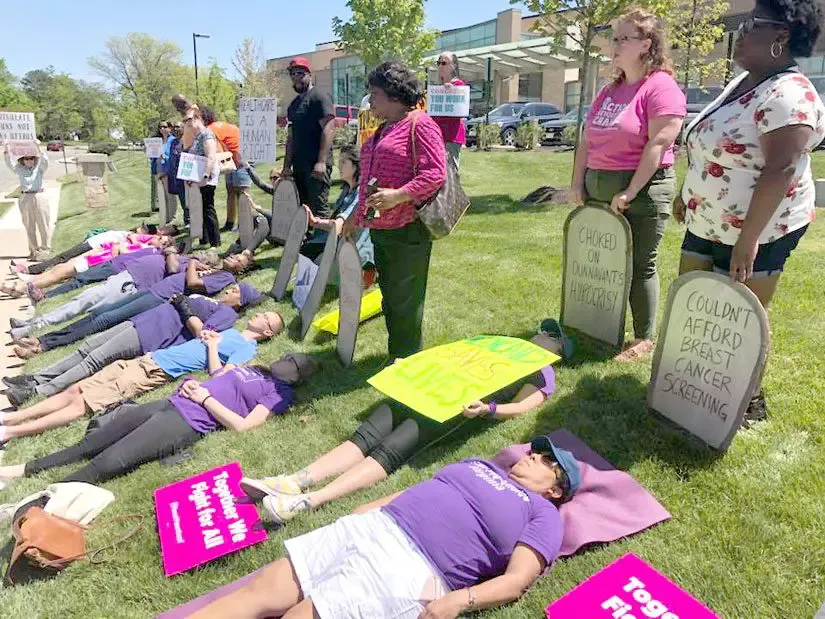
[
  {"left": 541, "top": 106, "right": 591, "bottom": 144},
  {"left": 333, "top": 105, "right": 359, "bottom": 128},
  {"left": 46, "top": 140, "right": 64, "bottom": 152},
  {"left": 466, "top": 102, "right": 563, "bottom": 146},
  {"left": 684, "top": 86, "right": 723, "bottom": 126}
]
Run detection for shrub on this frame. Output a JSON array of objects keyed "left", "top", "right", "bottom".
[
  {"left": 333, "top": 125, "right": 356, "bottom": 147},
  {"left": 562, "top": 124, "right": 580, "bottom": 145},
  {"left": 476, "top": 123, "right": 502, "bottom": 151},
  {"left": 277, "top": 126, "right": 289, "bottom": 145},
  {"left": 88, "top": 141, "right": 117, "bottom": 156},
  {"left": 515, "top": 120, "right": 541, "bottom": 150}
]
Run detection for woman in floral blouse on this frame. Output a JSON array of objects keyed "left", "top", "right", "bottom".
[{"left": 674, "top": 0, "right": 825, "bottom": 425}]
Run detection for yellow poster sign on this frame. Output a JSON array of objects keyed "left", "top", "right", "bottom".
[
  {"left": 368, "top": 335, "right": 560, "bottom": 422},
  {"left": 357, "top": 94, "right": 428, "bottom": 147},
  {"left": 313, "top": 289, "right": 383, "bottom": 335}
]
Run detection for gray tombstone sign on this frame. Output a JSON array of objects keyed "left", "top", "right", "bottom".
[
  {"left": 336, "top": 239, "right": 363, "bottom": 366},
  {"left": 299, "top": 228, "right": 340, "bottom": 340},
  {"left": 185, "top": 184, "right": 203, "bottom": 240},
  {"left": 270, "top": 177, "right": 301, "bottom": 244},
  {"left": 270, "top": 208, "right": 309, "bottom": 300},
  {"left": 648, "top": 272, "right": 769, "bottom": 451},
  {"left": 238, "top": 192, "right": 255, "bottom": 251},
  {"left": 561, "top": 204, "right": 633, "bottom": 348}
]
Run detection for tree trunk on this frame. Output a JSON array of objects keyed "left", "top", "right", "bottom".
[{"left": 574, "top": 25, "right": 595, "bottom": 149}]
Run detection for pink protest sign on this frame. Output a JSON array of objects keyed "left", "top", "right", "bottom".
[
  {"left": 154, "top": 462, "right": 267, "bottom": 577},
  {"left": 546, "top": 553, "right": 719, "bottom": 619}
]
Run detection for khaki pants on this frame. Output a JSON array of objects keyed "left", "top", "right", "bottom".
[
  {"left": 18, "top": 191, "right": 51, "bottom": 255},
  {"left": 78, "top": 354, "right": 169, "bottom": 413}
]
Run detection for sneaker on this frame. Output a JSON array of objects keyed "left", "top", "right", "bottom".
[
  {"left": 8, "top": 263, "right": 26, "bottom": 275},
  {"left": 11, "top": 337, "right": 39, "bottom": 348},
  {"left": 9, "top": 325, "right": 33, "bottom": 339},
  {"left": 9, "top": 317, "right": 29, "bottom": 329},
  {"left": 741, "top": 390, "right": 768, "bottom": 429},
  {"left": 26, "top": 282, "right": 44, "bottom": 305},
  {"left": 220, "top": 222, "right": 236, "bottom": 233},
  {"left": 3, "top": 384, "right": 33, "bottom": 408},
  {"left": 2, "top": 375, "right": 35, "bottom": 389},
  {"left": 13, "top": 345, "right": 40, "bottom": 360},
  {"left": 33, "top": 250, "right": 51, "bottom": 262},
  {"left": 239, "top": 475, "right": 303, "bottom": 500},
  {"left": 261, "top": 492, "right": 312, "bottom": 525}
]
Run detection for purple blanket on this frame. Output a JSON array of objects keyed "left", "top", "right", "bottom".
[{"left": 157, "top": 429, "right": 670, "bottom": 618}]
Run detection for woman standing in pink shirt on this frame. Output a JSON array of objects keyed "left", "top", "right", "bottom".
[
  {"left": 571, "top": 8, "right": 686, "bottom": 360},
  {"left": 344, "top": 61, "right": 447, "bottom": 361},
  {"left": 432, "top": 52, "right": 467, "bottom": 167}
]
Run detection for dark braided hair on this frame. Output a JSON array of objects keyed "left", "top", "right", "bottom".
[
  {"left": 760, "top": 0, "right": 824, "bottom": 57},
  {"left": 367, "top": 61, "right": 422, "bottom": 108}
]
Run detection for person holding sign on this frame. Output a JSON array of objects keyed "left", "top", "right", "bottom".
[
  {"left": 239, "top": 333, "right": 559, "bottom": 524},
  {"left": 184, "top": 107, "right": 222, "bottom": 247},
  {"left": 342, "top": 61, "right": 447, "bottom": 362},
  {"left": 187, "top": 436, "right": 579, "bottom": 619},
  {"left": 672, "top": 0, "right": 825, "bottom": 423},
  {"left": 150, "top": 121, "right": 172, "bottom": 213},
  {"left": 2, "top": 140, "right": 51, "bottom": 261},
  {"left": 570, "top": 8, "right": 685, "bottom": 361},
  {"left": 159, "top": 122, "right": 188, "bottom": 225},
  {"left": 432, "top": 52, "right": 467, "bottom": 167},
  {"left": 201, "top": 106, "right": 247, "bottom": 233}
]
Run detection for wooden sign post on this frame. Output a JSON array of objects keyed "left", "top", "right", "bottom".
[
  {"left": 299, "top": 228, "right": 340, "bottom": 340},
  {"left": 269, "top": 177, "right": 301, "bottom": 245},
  {"left": 561, "top": 204, "right": 633, "bottom": 347},
  {"left": 648, "top": 272, "right": 769, "bottom": 450},
  {"left": 270, "top": 208, "right": 309, "bottom": 300},
  {"left": 336, "top": 239, "right": 363, "bottom": 366}
]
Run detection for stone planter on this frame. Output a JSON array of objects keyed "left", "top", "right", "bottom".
[{"left": 78, "top": 153, "right": 110, "bottom": 209}]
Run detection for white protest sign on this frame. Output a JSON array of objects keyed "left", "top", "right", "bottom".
[
  {"left": 426, "top": 85, "right": 470, "bottom": 118},
  {"left": 144, "top": 137, "right": 163, "bottom": 159},
  {"left": 239, "top": 97, "right": 277, "bottom": 163},
  {"left": 561, "top": 205, "right": 633, "bottom": 347},
  {"left": 0, "top": 111, "right": 36, "bottom": 141},
  {"left": 293, "top": 254, "right": 319, "bottom": 310},
  {"left": 176, "top": 152, "right": 207, "bottom": 182},
  {"left": 648, "top": 272, "right": 769, "bottom": 451}
]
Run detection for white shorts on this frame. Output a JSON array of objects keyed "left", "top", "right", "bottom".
[
  {"left": 285, "top": 510, "right": 448, "bottom": 619},
  {"left": 72, "top": 256, "right": 90, "bottom": 273}
]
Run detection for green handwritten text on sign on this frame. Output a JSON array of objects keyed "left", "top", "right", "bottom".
[{"left": 368, "top": 335, "right": 560, "bottom": 422}]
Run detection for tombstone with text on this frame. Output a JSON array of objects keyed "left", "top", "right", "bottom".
[
  {"left": 336, "top": 239, "right": 363, "bottom": 366},
  {"left": 270, "top": 208, "right": 308, "bottom": 300},
  {"left": 239, "top": 98, "right": 277, "bottom": 163},
  {"left": 561, "top": 204, "right": 633, "bottom": 347},
  {"left": 648, "top": 272, "right": 769, "bottom": 450},
  {"left": 0, "top": 111, "right": 37, "bottom": 158},
  {"left": 270, "top": 177, "right": 301, "bottom": 244}
]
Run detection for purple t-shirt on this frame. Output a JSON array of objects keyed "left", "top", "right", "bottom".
[
  {"left": 585, "top": 70, "right": 686, "bottom": 171},
  {"left": 169, "top": 366, "right": 294, "bottom": 434},
  {"left": 123, "top": 254, "right": 172, "bottom": 291},
  {"left": 149, "top": 263, "right": 234, "bottom": 301},
  {"left": 384, "top": 459, "right": 562, "bottom": 590},
  {"left": 131, "top": 296, "right": 239, "bottom": 353},
  {"left": 110, "top": 247, "right": 158, "bottom": 273}
]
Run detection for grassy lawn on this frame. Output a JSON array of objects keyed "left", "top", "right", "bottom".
[{"left": 1, "top": 149, "right": 824, "bottom": 617}]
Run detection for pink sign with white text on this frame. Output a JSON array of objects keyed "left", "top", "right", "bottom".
[
  {"left": 546, "top": 553, "right": 719, "bottom": 619},
  {"left": 154, "top": 462, "right": 267, "bottom": 576}
]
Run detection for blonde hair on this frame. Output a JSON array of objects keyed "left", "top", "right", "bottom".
[{"left": 613, "top": 8, "right": 673, "bottom": 84}]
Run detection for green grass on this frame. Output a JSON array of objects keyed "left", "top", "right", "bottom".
[{"left": 1, "top": 149, "right": 824, "bottom": 617}]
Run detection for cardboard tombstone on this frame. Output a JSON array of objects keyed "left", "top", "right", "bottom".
[
  {"left": 185, "top": 183, "right": 204, "bottom": 240},
  {"left": 648, "top": 272, "right": 769, "bottom": 451},
  {"left": 269, "top": 177, "right": 301, "bottom": 244},
  {"left": 154, "top": 175, "right": 168, "bottom": 216},
  {"left": 299, "top": 227, "right": 340, "bottom": 340},
  {"left": 561, "top": 204, "right": 633, "bottom": 348},
  {"left": 336, "top": 239, "right": 363, "bottom": 366},
  {"left": 163, "top": 183, "right": 178, "bottom": 226},
  {"left": 270, "top": 208, "right": 308, "bottom": 300},
  {"left": 237, "top": 192, "right": 256, "bottom": 251}
]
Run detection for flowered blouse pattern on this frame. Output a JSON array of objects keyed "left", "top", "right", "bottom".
[{"left": 683, "top": 72, "right": 825, "bottom": 245}]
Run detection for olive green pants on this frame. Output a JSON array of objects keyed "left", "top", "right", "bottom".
[{"left": 584, "top": 167, "right": 675, "bottom": 340}]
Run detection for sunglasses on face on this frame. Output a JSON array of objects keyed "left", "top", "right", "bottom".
[
  {"left": 437, "top": 60, "right": 451, "bottom": 66},
  {"left": 289, "top": 69, "right": 307, "bottom": 77},
  {"left": 182, "top": 117, "right": 194, "bottom": 124},
  {"left": 22, "top": 156, "right": 36, "bottom": 161},
  {"left": 739, "top": 16, "right": 787, "bottom": 34},
  {"left": 612, "top": 35, "right": 643, "bottom": 44}
]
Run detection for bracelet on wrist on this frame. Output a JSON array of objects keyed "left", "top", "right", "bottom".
[
  {"left": 487, "top": 401, "right": 498, "bottom": 418},
  {"left": 200, "top": 395, "right": 212, "bottom": 407}
]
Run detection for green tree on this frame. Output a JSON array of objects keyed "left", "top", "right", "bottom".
[
  {"left": 201, "top": 61, "right": 239, "bottom": 124},
  {"left": 666, "top": 0, "right": 729, "bottom": 88},
  {"left": 0, "top": 59, "right": 33, "bottom": 111},
  {"left": 331, "top": 0, "right": 438, "bottom": 72},
  {"left": 232, "top": 37, "right": 285, "bottom": 98}
]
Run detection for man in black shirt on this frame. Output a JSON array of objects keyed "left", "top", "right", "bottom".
[{"left": 280, "top": 57, "right": 335, "bottom": 218}]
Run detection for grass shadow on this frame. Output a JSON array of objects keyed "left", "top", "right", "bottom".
[{"left": 468, "top": 193, "right": 571, "bottom": 215}]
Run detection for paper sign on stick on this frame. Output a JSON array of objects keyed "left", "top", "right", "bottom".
[
  {"left": 426, "top": 85, "right": 471, "bottom": 117},
  {"left": 368, "top": 335, "right": 560, "bottom": 422},
  {"left": 0, "top": 111, "right": 36, "bottom": 141},
  {"left": 313, "top": 288, "right": 383, "bottom": 334},
  {"left": 176, "top": 152, "right": 207, "bottom": 182},
  {"left": 648, "top": 272, "right": 768, "bottom": 450},
  {"left": 239, "top": 97, "right": 277, "bottom": 163},
  {"left": 545, "top": 553, "right": 719, "bottom": 618},
  {"left": 561, "top": 204, "right": 633, "bottom": 347},
  {"left": 145, "top": 137, "right": 163, "bottom": 159},
  {"left": 154, "top": 462, "right": 267, "bottom": 577}
]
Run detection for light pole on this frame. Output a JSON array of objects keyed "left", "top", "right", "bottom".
[{"left": 193, "top": 33, "right": 210, "bottom": 98}]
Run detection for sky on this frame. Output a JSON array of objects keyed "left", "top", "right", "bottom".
[{"left": 3, "top": 0, "right": 516, "bottom": 86}]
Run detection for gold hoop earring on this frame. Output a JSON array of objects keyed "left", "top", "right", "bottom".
[{"left": 771, "top": 42, "right": 783, "bottom": 59}]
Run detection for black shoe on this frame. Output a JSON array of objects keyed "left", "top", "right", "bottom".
[
  {"left": 3, "top": 384, "right": 33, "bottom": 409},
  {"left": 220, "top": 222, "right": 235, "bottom": 233},
  {"left": 2, "top": 375, "right": 35, "bottom": 389},
  {"left": 741, "top": 389, "right": 768, "bottom": 429},
  {"left": 9, "top": 317, "right": 28, "bottom": 329}
]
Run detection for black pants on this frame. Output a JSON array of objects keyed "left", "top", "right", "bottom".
[
  {"left": 24, "top": 400, "right": 200, "bottom": 484},
  {"left": 371, "top": 220, "right": 433, "bottom": 360},
  {"left": 28, "top": 241, "right": 92, "bottom": 275},
  {"left": 349, "top": 403, "right": 454, "bottom": 475},
  {"left": 200, "top": 185, "right": 221, "bottom": 247},
  {"left": 45, "top": 262, "right": 117, "bottom": 299},
  {"left": 294, "top": 164, "right": 331, "bottom": 218}
]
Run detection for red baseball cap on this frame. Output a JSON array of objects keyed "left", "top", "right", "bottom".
[{"left": 288, "top": 57, "right": 312, "bottom": 73}]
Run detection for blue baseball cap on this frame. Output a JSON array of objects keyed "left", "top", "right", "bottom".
[
  {"left": 239, "top": 283, "right": 263, "bottom": 308},
  {"left": 530, "top": 435, "right": 581, "bottom": 501}
]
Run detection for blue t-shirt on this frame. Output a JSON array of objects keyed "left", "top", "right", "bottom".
[{"left": 151, "top": 329, "right": 257, "bottom": 378}]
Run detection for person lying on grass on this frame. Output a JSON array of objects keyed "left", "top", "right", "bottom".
[
  {"left": 2, "top": 285, "right": 269, "bottom": 410},
  {"left": 11, "top": 251, "right": 255, "bottom": 358},
  {"left": 0, "top": 358, "right": 311, "bottom": 487},
  {"left": 239, "top": 329, "right": 563, "bottom": 525},
  {"left": 0, "top": 312, "right": 284, "bottom": 445},
  {"left": 1, "top": 234, "right": 174, "bottom": 300},
  {"left": 188, "top": 435, "right": 580, "bottom": 619}
]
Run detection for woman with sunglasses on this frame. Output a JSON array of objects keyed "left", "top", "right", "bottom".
[
  {"left": 432, "top": 52, "right": 467, "bottom": 168},
  {"left": 673, "top": 0, "right": 825, "bottom": 426},
  {"left": 151, "top": 121, "right": 172, "bottom": 213},
  {"left": 2, "top": 140, "right": 50, "bottom": 261},
  {"left": 184, "top": 107, "right": 222, "bottom": 248},
  {"left": 571, "top": 8, "right": 686, "bottom": 362}
]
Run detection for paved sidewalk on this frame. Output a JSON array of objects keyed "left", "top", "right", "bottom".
[{"left": 0, "top": 180, "right": 61, "bottom": 417}]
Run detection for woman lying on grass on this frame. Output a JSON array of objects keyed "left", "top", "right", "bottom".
[{"left": 190, "top": 435, "right": 580, "bottom": 619}]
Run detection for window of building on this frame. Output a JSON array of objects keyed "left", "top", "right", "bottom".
[
  {"left": 518, "top": 72, "right": 543, "bottom": 101},
  {"left": 331, "top": 56, "right": 367, "bottom": 107},
  {"left": 564, "top": 81, "right": 581, "bottom": 111},
  {"left": 432, "top": 21, "right": 495, "bottom": 54},
  {"left": 798, "top": 55, "right": 825, "bottom": 76}
]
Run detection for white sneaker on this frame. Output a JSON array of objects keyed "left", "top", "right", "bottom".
[
  {"left": 261, "top": 493, "right": 312, "bottom": 524},
  {"left": 239, "top": 475, "right": 302, "bottom": 500}
]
